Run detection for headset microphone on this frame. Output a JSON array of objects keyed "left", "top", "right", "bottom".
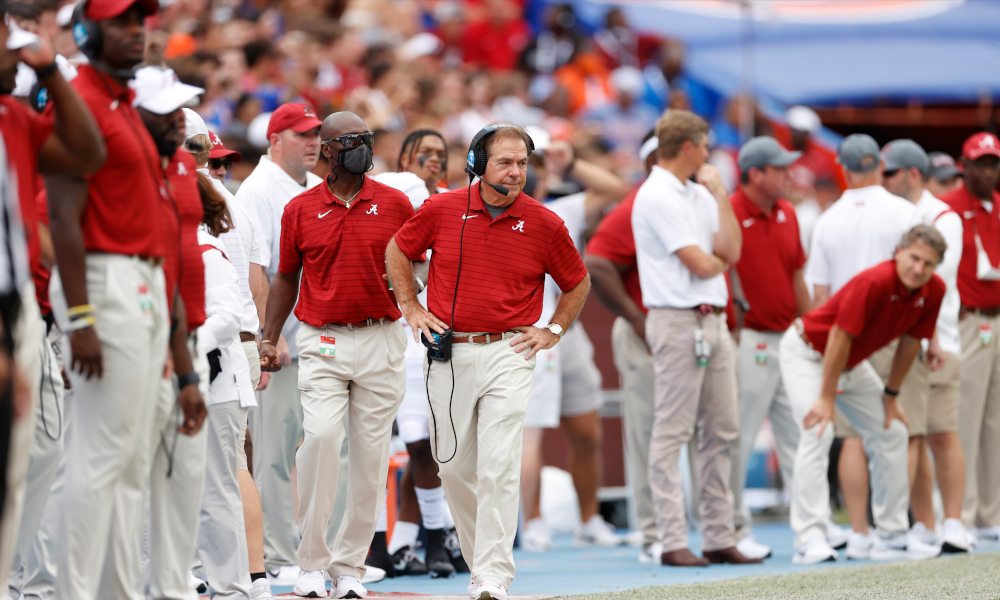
[{"left": 480, "top": 178, "right": 510, "bottom": 197}]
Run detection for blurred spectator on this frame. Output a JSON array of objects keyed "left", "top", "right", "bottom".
[
  {"left": 241, "top": 39, "right": 286, "bottom": 112},
  {"left": 926, "top": 151, "right": 964, "bottom": 198},
  {"left": 520, "top": 3, "right": 584, "bottom": 74},
  {"left": 592, "top": 7, "right": 662, "bottom": 70},
  {"left": 584, "top": 66, "right": 659, "bottom": 155},
  {"left": 460, "top": 0, "right": 530, "bottom": 71}
]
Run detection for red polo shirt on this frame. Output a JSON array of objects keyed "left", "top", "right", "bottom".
[
  {"left": 802, "top": 260, "right": 944, "bottom": 370},
  {"left": 731, "top": 188, "right": 806, "bottom": 331},
  {"left": 72, "top": 65, "right": 167, "bottom": 257},
  {"left": 943, "top": 186, "right": 1000, "bottom": 309},
  {"left": 0, "top": 97, "right": 54, "bottom": 291},
  {"left": 33, "top": 187, "right": 51, "bottom": 315},
  {"left": 278, "top": 176, "right": 412, "bottom": 327},
  {"left": 394, "top": 184, "right": 588, "bottom": 333},
  {"left": 586, "top": 188, "right": 645, "bottom": 315},
  {"left": 163, "top": 151, "right": 205, "bottom": 331}
]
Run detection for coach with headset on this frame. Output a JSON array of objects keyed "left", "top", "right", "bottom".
[{"left": 386, "top": 123, "right": 589, "bottom": 600}]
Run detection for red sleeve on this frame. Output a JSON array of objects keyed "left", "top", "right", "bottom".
[
  {"left": 586, "top": 202, "right": 636, "bottom": 266},
  {"left": 35, "top": 187, "right": 49, "bottom": 227},
  {"left": 833, "top": 278, "right": 877, "bottom": 338},
  {"left": 786, "top": 203, "right": 807, "bottom": 270},
  {"left": 546, "top": 221, "right": 588, "bottom": 292},
  {"left": 277, "top": 204, "right": 302, "bottom": 275},
  {"left": 394, "top": 200, "right": 436, "bottom": 262},
  {"left": 908, "top": 277, "right": 945, "bottom": 340},
  {"left": 26, "top": 108, "right": 55, "bottom": 155}
]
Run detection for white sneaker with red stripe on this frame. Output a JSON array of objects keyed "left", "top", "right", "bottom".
[{"left": 474, "top": 580, "right": 507, "bottom": 600}]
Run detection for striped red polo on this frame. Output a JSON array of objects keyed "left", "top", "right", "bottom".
[
  {"left": 164, "top": 150, "right": 206, "bottom": 331},
  {"left": 394, "top": 184, "right": 588, "bottom": 333},
  {"left": 278, "top": 175, "right": 412, "bottom": 326}
]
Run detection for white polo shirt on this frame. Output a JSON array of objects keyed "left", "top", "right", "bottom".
[
  {"left": 235, "top": 155, "right": 322, "bottom": 358},
  {"left": 805, "top": 185, "right": 917, "bottom": 295},
  {"left": 537, "top": 192, "right": 588, "bottom": 325},
  {"left": 632, "top": 166, "right": 728, "bottom": 309},
  {"left": 199, "top": 168, "right": 263, "bottom": 335},
  {"left": 916, "top": 189, "right": 963, "bottom": 355}
]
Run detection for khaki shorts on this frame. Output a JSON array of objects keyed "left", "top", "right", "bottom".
[
  {"left": 836, "top": 341, "right": 929, "bottom": 438},
  {"left": 926, "top": 351, "right": 961, "bottom": 434}
]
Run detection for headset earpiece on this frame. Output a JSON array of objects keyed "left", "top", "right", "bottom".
[
  {"left": 28, "top": 80, "right": 49, "bottom": 113},
  {"left": 465, "top": 124, "right": 535, "bottom": 179},
  {"left": 71, "top": 0, "right": 102, "bottom": 61}
]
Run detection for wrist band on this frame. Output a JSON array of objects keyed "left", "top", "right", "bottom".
[
  {"left": 65, "top": 316, "right": 95, "bottom": 332},
  {"left": 260, "top": 339, "right": 273, "bottom": 346},
  {"left": 34, "top": 62, "right": 58, "bottom": 80},
  {"left": 884, "top": 386, "right": 900, "bottom": 397},
  {"left": 67, "top": 304, "right": 94, "bottom": 318},
  {"left": 177, "top": 371, "right": 200, "bottom": 389}
]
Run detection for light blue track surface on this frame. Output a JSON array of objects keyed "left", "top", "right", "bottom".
[{"left": 270, "top": 523, "right": 1000, "bottom": 597}]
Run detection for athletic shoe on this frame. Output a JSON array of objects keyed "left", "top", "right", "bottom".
[
  {"left": 736, "top": 536, "right": 772, "bottom": 559},
  {"left": 445, "top": 528, "right": 470, "bottom": 573},
  {"left": 904, "top": 527, "right": 942, "bottom": 560},
  {"left": 189, "top": 572, "right": 208, "bottom": 594},
  {"left": 870, "top": 534, "right": 909, "bottom": 561},
  {"left": 826, "top": 523, "right": 850, "bottom": 550},
  {"left": 250, "top": 579, "right": 275, "bottom": 600},
  {"left": 467, "top": 576, "right": 478, "bottom": 600},
  {"left": 364, "top": 545, "right": 397, "bottom": 578},
  {"left": 574, "top": 515, "right": 623, "bottom": 547},
  {"left": 425, "top": 529, "right": 456, "bottom": 579},
  {"left": 293, "top": 570, "right": 328, "bottom": 598},
  {"left": 792, "top": 538, "right": 838, "bottom": 564},
  {"left": 474, "top": 579, "right": 507, "bottom": 600},
  {"left": 974, "top": 526, "right": 1000, "bottom": 543},
  {"left": 391, "top": 545, "right": 429, "bottom": 576},
  {"left": 333, "top": 576, "right": 367, "bottom": 599},
  {"left": 268, "top": 565, "right": 301, "bottom": 586},
  {"left": 360, "top": 566, "right": 385, "bottom": 584},
  {"left": 846, "top": 531, "right": 874, "bottom": 560},
  {"left": 638, "top": 542, "right": 663, "bottom": 564},
  {"left": 521, "top": 518, "right": 551, "bottom": 552}
]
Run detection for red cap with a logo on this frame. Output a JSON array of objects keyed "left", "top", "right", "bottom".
[
  {"left": 265, "top": 103, "right": 322, "bottom": 140},
  {"left": 962, "top": 132, "right": 1000, "bottom": 161},
  {"left": 208, "top": 131, "right": 242, "bottom": 162},
  {"left": 85, "top": 0, "right": 159, "bottom": 20}
]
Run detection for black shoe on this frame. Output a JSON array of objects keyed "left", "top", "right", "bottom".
[
  {"left": 444, "top": 527, "right": 470, "bottom": 573},
  {"left": 366, "top": 532, "right": 398, "bottom": 578},
  {"left": 426, "top": 529, "right": 456, "bottom": 579},
  {"left": 391, "top": 545, "right": 429, "bottom": 576}
]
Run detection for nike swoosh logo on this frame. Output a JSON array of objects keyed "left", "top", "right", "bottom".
[
  {"left": 318, "top": 210, "right": 332, "bottom": 218},
  {"left": 742, "top": 218, "right": 755, "bottom": 227},
  {"left": 462, "top": 214, "right": 477, "bottom": 219}
]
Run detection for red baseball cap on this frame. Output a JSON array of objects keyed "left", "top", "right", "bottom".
[
  {"left": 265, "top": 103, "right": 322, "bottom": 140},
  {"left": 208, "top": 131, "right": 242, "bottom": 163},
  {"left": 85, "top": 0, "right": 159, "bottom": 20},
  {"left": 962, "top": 132, "right": 1000, "bottom": 161}
]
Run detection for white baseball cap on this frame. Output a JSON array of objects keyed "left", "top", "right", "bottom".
[
  {"left": 130, "top": 67, "right": 204, "bottom": 115},
  {"left": 182, "top": 108, "right": 209, "bottom": 141},
  {"left": 786, "top": 105, "right": 821, "bottom": 133},
  {"left": 525, "top": 125, "right": 550, "bottom": 152}
]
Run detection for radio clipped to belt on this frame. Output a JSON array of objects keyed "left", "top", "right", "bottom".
[{"left": 694, "top": 328, "right": 711, "bottom": 367}]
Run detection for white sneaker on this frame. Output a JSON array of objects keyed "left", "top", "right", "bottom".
[
  {"left": 467, "top": 576, "right": 478, "bottom": 600},
  {"left": 846, "top": 531, "right": 874, "bottom": 560},
  {"left": 909, "top": 522, "right": 940, "bottom": 546},
  {"left": 826, "top": 523, "right": 850, "bottom": 550},
  {"left": 189, "top": 572, "right": 207, "bottom": 594},
  {"left": 905, "top": 526, "right": 942, "bottom": 560},
  {"left": 792, "top": 538, "right": 838, "bottom": 564},
  {"left": 359, "top": 566, "right": 385, "bottom": 584},
  {"left": 574, "top": 515, "right": 623, "bottom": 547},
  {"left": 251, "top": 579, "right": 275, "bottom": 600},
  {"left": 474, "top": 579, "right": 507, "bottom": 600},
  {"left": 638, "top": 542, "right": 663, "bottom": 563},
  {"left": 293, "top": 570, "right": 329, "bottom": 598},
  {"left": 268, "top": 564, "right": 302, "bottom": 586},
  {"left": 736, "top": 536, "right": 772, "bottom": 560},
  {"left": 521, "top": 518, "right": 551, "bottom": 552},
  {"left": 974, "top": 525, "right": 1000, "bottom": 543},
  {"left": 333, "top": 576, "right": 367, "bottom": 599},
  {"left": 870, "top": 534, "right": 908, "bottom": 561}
]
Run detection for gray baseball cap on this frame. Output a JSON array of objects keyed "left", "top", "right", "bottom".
[
  {"left": 881, "top": 139, "right": 929, "bottom": 175},
  {"left": 737, "top": 136, "right": 801, "bottom": 172},
  {"left": 837, "top": 133, "right": 881, "bottom": 173},
  {"left": 928, "top": 152, "right": 962, "bottom": 181}
]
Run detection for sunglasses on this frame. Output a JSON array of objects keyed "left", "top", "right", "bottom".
[
  {"left": 210, "top": 158, "right": 233, "bottom": 171},
  {"left": 882, "top": 169, "right": 899, "bottom": 178},
  {"left": 322, "top": 132, "right": 375, "bottom": 149}
]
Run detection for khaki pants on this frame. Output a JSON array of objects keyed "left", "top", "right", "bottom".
[
  {"left": 427, "top": 334, "right": 534, "bottom": 588},
  {"left": 50, "top": 255, "right": 170, "bottom": 600},
  {"left": 848, "top": 341, "right": 930, "bottom": 436},
  {"left": 611, "top": 317, "right": 658, "bottom": 546},
  {"left": 779, "top": 329, "right": 909, "bottom": 547},
  {"left": 958, "top": 313, "right": 1000, "bottom": 528},
  {"left": 146, "top": 336, "right": 209, "bottom": 600},
  {"left": 734, "top": 328, "right": 799, "bottom": 537},
  {"left": 646, "top": 308, "right": 738, "bottom": 553},
  {"left": 295, "top": 321, "right": 405, "bottom": 577}
]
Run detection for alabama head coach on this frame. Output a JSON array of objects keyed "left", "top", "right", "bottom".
[{"left": 386, "top": 123, "right": 590, "bottom": 600}]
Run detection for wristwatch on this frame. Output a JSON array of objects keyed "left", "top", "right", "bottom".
[{"left": 546, "top": 323, "right": 565, "bottom": 338}]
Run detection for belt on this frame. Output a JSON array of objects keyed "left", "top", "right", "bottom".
[
  {"left": 452, "top": 331, "right": 519, "bottom": 345},
  {"left": 240, "top": 332, "right": 257, "bottom": 343},
  {"left": 329, "top": 318, "right": 385, "bottom": 330},
  {"left": 693, "top": 304, "right": 725, "bottom": 317},
  {"left": 962, "top": 305, "right": 1000, "bottom": 318}
]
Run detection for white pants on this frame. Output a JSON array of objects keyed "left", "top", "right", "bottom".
[
  {"left": 427, "top": 335, "right": 534, "bottom": 589},
  {"left": 397, "top": 324, "right": 431, "bottom": 444},
  {"left": 50, "top": 255, "right": 170, "bottom": 600},
  {"left": 734, "top": 329, "right": 799, "bottom": 537},
  {"left": 779, "top": 328, "right": 909, "bottom": 547}
]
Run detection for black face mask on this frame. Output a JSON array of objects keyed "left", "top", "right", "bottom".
[{"left": 338, "top": 144, "right": 373, "bottom": 175}]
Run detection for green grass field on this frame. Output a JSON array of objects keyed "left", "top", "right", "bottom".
[{"left": 561, "top": 553, "right": 1000, "bottom": 600}]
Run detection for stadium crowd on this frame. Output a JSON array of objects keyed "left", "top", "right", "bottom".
[{"left": 0, "top": 1, "right": 995, "bottom": 600}]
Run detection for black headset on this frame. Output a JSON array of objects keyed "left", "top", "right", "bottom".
[
  {"left": 28, "top": 79, "right": 50, "bottom": 113},
  {"left": 71, "top": 0, "right": 102, "bottom": 60},
  {"left": 464, "top": 124, "right": 534, "bottom": 179}
]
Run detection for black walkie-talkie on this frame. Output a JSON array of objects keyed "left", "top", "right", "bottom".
[{"left": 421, "top": 328, "right": 453, "bottom": 362}]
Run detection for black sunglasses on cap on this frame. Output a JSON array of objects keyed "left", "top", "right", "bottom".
[
  {"left": 322, "top": 132, "right": 375, "bottom": 149},
  {"left": 882, "top": 169, "right": 900, "bottom": 178},
  {"left": 210, "top": 158, "right": 233, "bottom": 171}
]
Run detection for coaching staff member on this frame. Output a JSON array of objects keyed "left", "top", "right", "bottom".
[
  {"left": 259, "top": 112, "right": 411, "bottom": 599},
  {"left": 386, "top": 123, "right": 589, "bottom": 600}
]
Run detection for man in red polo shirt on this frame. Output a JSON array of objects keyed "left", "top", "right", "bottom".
[
  {"left": 730, "top": 137, "right": 810, "bottom": 557},
  {"left": 387, "top": 124, "right": 589, "bottom": 600},
  {"left": 779, "top": 225, "right": 946, "bottom": 564},
  {"left": 259, "top": 112, "right": 411, "bottom": 599},
  {"left": 46, "top": 2, "right": 204, "bottom": 599},
  {"left": 943, "top": 131, "right": 1000, "bottom": 541}
]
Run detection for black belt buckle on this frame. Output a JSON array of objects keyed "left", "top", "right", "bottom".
[{"left": 421, "top": 328, "right": 452, "bottom": 362}]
